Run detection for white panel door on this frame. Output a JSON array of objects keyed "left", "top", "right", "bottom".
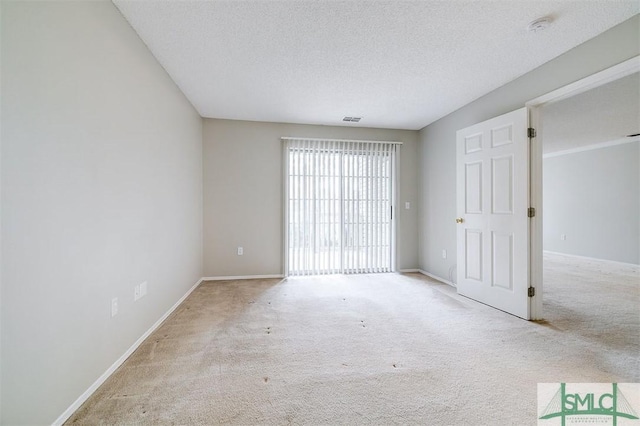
[{"left": 456, "top": 108, "right": 530, "bottom": 319}]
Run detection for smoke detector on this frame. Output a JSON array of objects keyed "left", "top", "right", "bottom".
[{"left": 527, "top": 16, "right": 552, "bottom": 32}]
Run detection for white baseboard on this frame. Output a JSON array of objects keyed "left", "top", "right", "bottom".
[
  {"left": 399, "top": 269, "right": 420, "bottom": 273},
  {"left": 202, "top": 274, "right": 285, "bottom": 281},
  {"left": 543, "top": 250, "right": 640, "bottom": 268},
  {"left": 418, "top": 270, "right": 456, "bottom": 287},
  {"left": 53, "top": 278, "right": 204, "bottom": 426}
]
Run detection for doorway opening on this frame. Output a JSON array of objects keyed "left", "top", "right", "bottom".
[{"left": 527, "top": 55, "right": 640, "bottom": 320}]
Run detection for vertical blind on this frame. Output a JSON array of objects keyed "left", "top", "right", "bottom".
[{"left": 283, "top": 138, "right": 399, "bottom": 276}]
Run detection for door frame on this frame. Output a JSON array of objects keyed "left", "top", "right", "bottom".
[{"left": 525, "top": 55, "right": 639, "bottom": 320}]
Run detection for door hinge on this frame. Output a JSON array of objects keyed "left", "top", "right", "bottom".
[
  {"left": 528, "top": 207, "right": 536, "bottom": 218},
  {"left": 528, "top": 127, "right": 536, "bottom": 138},
  {"left": 528, "top": 287, "right": 535, "bottom": 297}
]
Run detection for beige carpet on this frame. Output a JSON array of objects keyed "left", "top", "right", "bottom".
[{"left": 67, "top": 253, "right": 639, "bottom": 425}]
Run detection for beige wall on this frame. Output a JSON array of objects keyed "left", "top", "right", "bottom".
[
  {"left": 203, "top": 119, "right": 419, "bottom": 277},
  {"left": 1, "top": 1, "right": 203, "bottom": 424},
  {"left": 418, "top": 15, "right": 640, "bottom": 281}
]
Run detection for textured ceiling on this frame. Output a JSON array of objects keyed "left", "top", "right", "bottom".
[
  {"left": 542, "top": 72, "right": 640, "bottom": 154},
  {"left": 113, "top": 1, "right": 639, "bottom": 130}
]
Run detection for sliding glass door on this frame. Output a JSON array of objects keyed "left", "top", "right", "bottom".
[{"left": 284, "top": 138, "right": 398, "bottom": 276}]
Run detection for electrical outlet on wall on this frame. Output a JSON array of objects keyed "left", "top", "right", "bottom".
[
  {"left": 111, "top": 297, "right": 118, "bottom": 317},
  {"left": 237, "top": 247, "right": 243, "bottom": 256},
  {"left": 134, "top": 281, "right": 148, "bottom": 301},
  {"left": 561, "top": 234, "right": 567, "bottom": 241},
  {"left": 442, "top": 249, "right": 447, "bottom": 259}
]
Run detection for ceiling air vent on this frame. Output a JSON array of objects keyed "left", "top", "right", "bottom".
[{"left": 343, "top": 117, "right": 362, "bottom": 122}]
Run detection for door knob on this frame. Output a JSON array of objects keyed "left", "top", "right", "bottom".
[{"left": 456, "top": 217, "right": 464, "bottom": 224}]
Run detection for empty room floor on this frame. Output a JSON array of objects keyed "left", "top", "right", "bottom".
[{"left": 67, "top": 253, "right": 639, "bottom": 425}]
